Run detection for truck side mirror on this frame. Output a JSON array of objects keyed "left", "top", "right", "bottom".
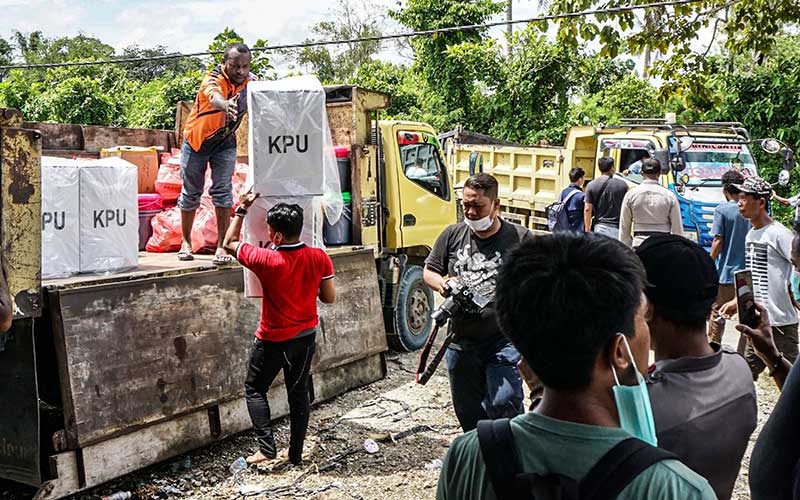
[
  {"left": 469, "top": 152, "right": 484, "bottom": 175},
  {"left": 654, "top": 149, "right": 671, "bottom": 174},
  {"left": 779, "top": 169, "right": 790, "bottom": 187},
  {"left": 783, "top": 148, "right": 796, "bottom": 171}
]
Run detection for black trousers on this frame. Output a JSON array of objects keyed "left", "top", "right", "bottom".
[{"left": 245, "top": 332, "right": 316, "bottom": 464}]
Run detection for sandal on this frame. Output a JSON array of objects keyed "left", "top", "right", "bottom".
[
  {"left": 212, "top": 254, "right": 235, "bottom": 265},
  {"left": 177, "top": 250, "right": 194, "bottom": 261}
]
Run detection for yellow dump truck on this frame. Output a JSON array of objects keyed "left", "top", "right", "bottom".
[
  {"left": 0, "top": 86, "right": 456, "bottom": 499},
  {"left": 445, "top": 121, "right": 792, "bottom": 249}
]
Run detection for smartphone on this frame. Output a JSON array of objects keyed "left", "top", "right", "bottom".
[{"left": 734, "top": 270, "right": 758, "bottom": 328}]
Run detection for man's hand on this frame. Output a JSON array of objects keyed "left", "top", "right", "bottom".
[
  {"left": 225, "top": 94, "right": 239, "bottom": 121},
  {"left": 238, "top": 187, "right": 260, "bottom": 210},
  {"left": 719, "top": 298, "right": 738, "bottom": 318},
  {"left": 736, "top": 303, "right": 779, "bottom": 366}
]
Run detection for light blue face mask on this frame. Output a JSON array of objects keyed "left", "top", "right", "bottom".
[{"left": 611, "top": 333, "right": 658, "bottom": 446}]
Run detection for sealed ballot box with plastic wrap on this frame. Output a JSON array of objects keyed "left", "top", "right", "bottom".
[
  {"left": 41, "top": 157, "right": 139, "bottom": 278},
  {"left": 243, "top": 75, "right": 344, "bottom": 297}
]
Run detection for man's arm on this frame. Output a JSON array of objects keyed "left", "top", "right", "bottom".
[
  {"left": 710, "top": 235, "right": 724, "bottom": 260},
  {"left": 223, "top": 189, "right": 259, "bottom": 256},
  {"left": 319, "top": 278, "right": 336, "bottom": 304},
  {"left": 0, "top": 257, "right": 12, "bottom": 332},
  {"left": 669, "top": 197, "right": 683, "bottom": 236},
  {"left": 424, "top": 267, "right": 449, "bottom": 298},
  {"left": 619, "top": 194, "right": 633, "bottom": 246},
  {"left": 736, "top": 303, "right": 792, "bottom": 389},
  {"left": 583, "top": 201, "right": 593, "bottom": 233},
  {"left": 222, "top": 212, "right": 244, "bottom": 256}
]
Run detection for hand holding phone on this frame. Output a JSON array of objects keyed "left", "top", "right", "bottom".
[{"left": 735, "top": 270, "right": 759, "bottom": 328}]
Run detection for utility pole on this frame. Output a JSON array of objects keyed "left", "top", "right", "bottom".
[{"left": 506, "top": 0, "right": 513, "bottom": 56}]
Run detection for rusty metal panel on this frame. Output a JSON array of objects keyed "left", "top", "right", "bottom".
[
  {"left": 0, "top": 319, "right": 42, "bottom": 486},
  {"left": 316, "top": 250, "right": 387, "bottom": 371},
  {"left": 51, "top": 249, "right": 386, "bottom": 448},
  {"left": 0, "top": 108, "right": 23, "bottom": 128},
  {"left": 51, "top": 269, "right": 256, "bottom": 448},
  {"left": 1, "top": 127, "right": 42, "bottom": 318}
]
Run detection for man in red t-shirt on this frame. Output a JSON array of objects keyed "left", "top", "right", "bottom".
[{"left": 223, "top": 190, "right": 336, "bottom": 465}]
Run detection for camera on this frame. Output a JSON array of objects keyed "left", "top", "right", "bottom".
[{"left": 430, "top": 278, "right": 491, "bottom": 327}]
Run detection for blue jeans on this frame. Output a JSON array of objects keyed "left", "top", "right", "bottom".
[
  {"left": 445, "top": 339, "right": 524, "bottom": 432},
  {"left": 593, "top": 223, "right": 619, "bottom": 239},
  {"left": 177, "top": 139, "right": 237, "bottom": 211},
  {"left": 750, "top": 362, "right": 800, "bottom": 499}
]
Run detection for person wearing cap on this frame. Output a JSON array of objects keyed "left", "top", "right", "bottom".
[
  {"left": 708, "top": 170, "right": 751, "bottom": 346},
  {"left": 618, "top": 158, "right": 683, "bottom": 247},
  {"left": 720, "top": 176, "right": 799, "bottom": 379},
  {"left": 636, "top": 234, "right": 756, "bottom": 500}
]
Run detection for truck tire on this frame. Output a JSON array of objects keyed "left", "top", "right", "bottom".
[{"left": 389, "top": 265, "right": 434, "bottom": 352}]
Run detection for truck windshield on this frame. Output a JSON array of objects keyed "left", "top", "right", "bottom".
[
  {"left": 397, "top": 130, "right": 449, "bottom": 199},
  {"left": 682, "top": 143, "right": 757, "bottom": 187}
]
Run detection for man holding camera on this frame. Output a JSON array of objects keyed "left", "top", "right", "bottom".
[{"left": 424, "top": 173, "right": 532, "bottom": 432}]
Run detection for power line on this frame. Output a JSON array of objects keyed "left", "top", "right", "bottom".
[{"left": 0, "top": 0, "right": 709, "bottom": 71}]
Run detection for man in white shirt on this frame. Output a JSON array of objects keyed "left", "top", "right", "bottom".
[
  {"left": 721, "top": 176, "right": 799, "bottom": 379},
  {"left": 619, "top": 158, "right": 683, "bottom": 247}
]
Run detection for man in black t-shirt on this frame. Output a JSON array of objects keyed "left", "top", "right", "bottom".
[
  {"left": 424, "top": 173, "right": 532, "bottom": 432},
  {"left": 583, "top": 156, "right": 629, "bottom": 239}
]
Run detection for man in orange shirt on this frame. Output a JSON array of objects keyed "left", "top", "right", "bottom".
[{"left": 178, "top": 43, "right": 254, "bottom": 263}]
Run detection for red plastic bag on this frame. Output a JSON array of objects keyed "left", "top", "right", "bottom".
[
  {"left": 146, "top": 206, "right": 182, "bottom": 252},
  {"left": 190, "top": 206, "right": 218, "bottom": 254},
  {"left": 155, "top": 163, "right": 182, "bottom": 203}
]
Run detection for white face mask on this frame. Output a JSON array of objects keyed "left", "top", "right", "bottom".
[{"left": 464, "top": 214, "right": 494, "bottom": 232}]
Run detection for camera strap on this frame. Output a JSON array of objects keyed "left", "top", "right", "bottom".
[{"left": 416, "top": 325, "right": 455, "bottom": 385}]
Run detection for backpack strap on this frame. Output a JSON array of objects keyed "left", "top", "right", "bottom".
[
  {"left": 580, "top": 438, "right": 678, "bottom": 500},
  {"left": 561, "top": 188, "right": 581, "bottom": 204},
  {"left": 477, "top": 419, "right": 524, "bottom": 500}
]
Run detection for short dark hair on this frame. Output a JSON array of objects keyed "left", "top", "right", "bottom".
[
  {"left": 464, "top": 173, "right": 499, "bottom": 199},
  {"left": 267, "top": 203, "right": 303, "bottom": 239},
  {"left": 641, "top": 158, "right": 661, "bottom": 175},
  {"left": 721, "top": 170, "right": 744, "bottom": 195},
  {"left": 598, "top": 156, "right": 614, "bottom": 173},
  {"left": 496, "top": 233, "right": 647, "bottom": 392},
  {"left": 569, "top": 167, "right": 586, "bottom": 183},
  {"left": 223, "top": 43, "right": 251, "bottom": 61}
]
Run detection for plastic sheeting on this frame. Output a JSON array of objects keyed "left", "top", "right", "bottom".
[
  {"left": 41, "top": 161, "right": 80, "bottom": 279},
  {"left": 241, "top": 196, "right": 323, "bottom": 298},
  {"left": 79, "top": 158, "right": 139, "bottom": 273},
  {"left": 247, "top": 75, "right": 343, "bottom": 224}
]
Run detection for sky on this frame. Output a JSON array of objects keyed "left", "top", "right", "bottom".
[{"left": 0, "top": 0, "right": 548, "bottom": 74}]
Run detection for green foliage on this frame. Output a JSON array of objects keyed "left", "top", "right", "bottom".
[
  {"left": 120, "top": 45, "right": 204, "bottom": 82},
  {"left": 296, "top": 0, "right": 384, "bottom": 83},
  {"left": 391, "top": 0, "right": 505, "bottom": 121},
  {"left": 207, "top": 28, "right": 272, "bottom": 78},
  {"left": 547, "top": 0, "right": 800, "bottom": 95},
  {"left": 126, "top": 71, "right": 204, "bottom": 130},
  {"left": 573, "top": 73, "right": 659, "bottom": 126}
]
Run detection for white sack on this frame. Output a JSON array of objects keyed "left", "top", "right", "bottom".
[
  {"left": 79, "top": 158, "right": 139, "bottom": 273},
  {"left": 41, "top": 159, "right": 80, "bottom": 279}
]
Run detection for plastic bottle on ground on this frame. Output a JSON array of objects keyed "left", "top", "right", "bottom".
[{"left": 230, "top": 456, "right": 248, "bottom": 475}]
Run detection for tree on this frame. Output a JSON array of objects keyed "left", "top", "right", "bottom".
[
  {"left": 545, "top": 0, "right": 800, "bottom": 95},
  {"left": 295, "top": 0, "right": 385, "bottom": 83},
  {"left": 391, "top": 0, "right": 505, "bottom": 122},
  {"left": 119, "top": 45, "right": 204, "bottom": 82},
  {"left": 207, "top": 28, "right": 273, "bottom": 78}
]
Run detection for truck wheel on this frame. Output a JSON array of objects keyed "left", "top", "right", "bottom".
[{"left": 389, "top": 265, "right": 434, "bottom": 352}]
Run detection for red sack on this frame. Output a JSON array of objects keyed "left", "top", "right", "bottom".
[
  {"left": 146, "top": 206, "right": 182, "bottom": 252},
  {"left": 155, "top": 163, "right": 182, "bottom": 203}
]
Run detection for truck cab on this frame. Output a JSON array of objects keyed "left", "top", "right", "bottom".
[{"left": 590, "top": 121, "right": 760, "bottom": 249}]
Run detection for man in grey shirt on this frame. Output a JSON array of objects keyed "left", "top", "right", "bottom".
[
  {"left": 636, "top": 234, "right": 757, "bottom": 500},
  {"left": 583, "top": 156, "right": 628, "bottom": 239},
  {"left": 619, "top": 158, "right": 683, "bottom": 247}
]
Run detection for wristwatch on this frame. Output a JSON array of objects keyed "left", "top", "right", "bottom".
[{"left": 234, "top": 206, "right": 248, "bottom": 217}]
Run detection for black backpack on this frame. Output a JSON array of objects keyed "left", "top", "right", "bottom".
[
  {"left": 546, "top": 188, "right": 581, "bottom": 232},
  {"left": 477, "top": 418, "right": 678, "bottom": 500}
]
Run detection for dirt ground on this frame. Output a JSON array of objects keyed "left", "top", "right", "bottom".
[{"left": 1, "top": 346, "right": 782, "bottom": 500}]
